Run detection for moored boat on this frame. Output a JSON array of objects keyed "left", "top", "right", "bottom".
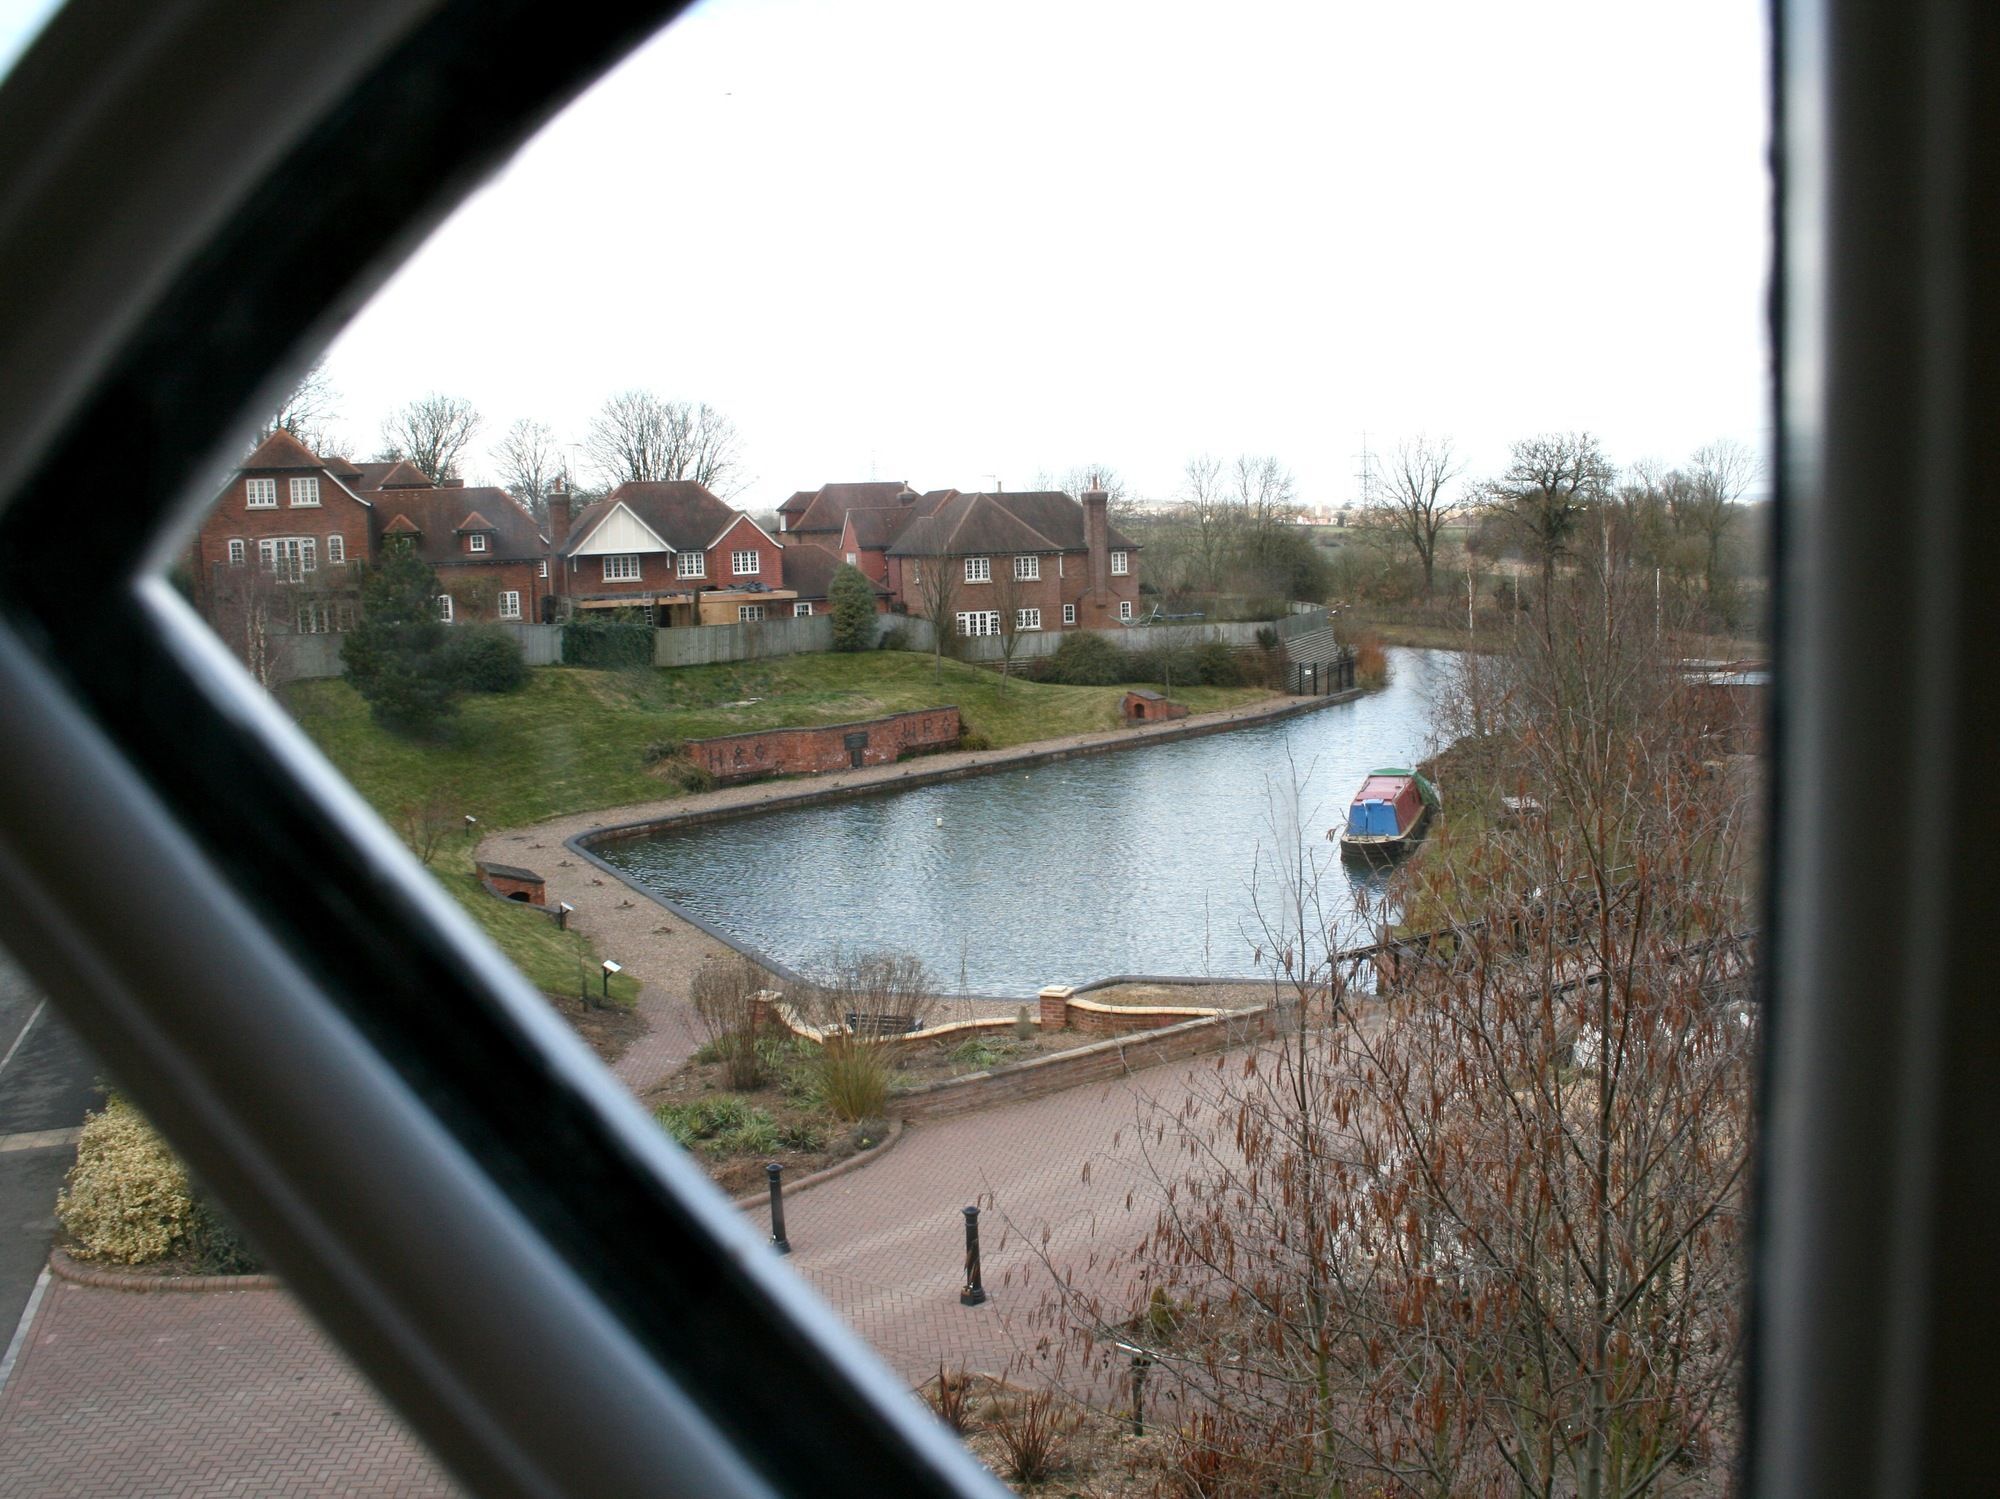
[{"left": 1335, "top": 767, "right": 1440, "bottom": 862}]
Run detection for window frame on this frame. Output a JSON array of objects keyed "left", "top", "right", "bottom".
[
  {"left": 963, "top": 555, "right": 990, "bottom": 583},
  {"left": 1118, "top": 599, "right": 1132, "bottom": 620},
  {"left": 226, "top": 537, "right": 245, "bottom": 567},
  {"left": 289, "top": 475, "right": 321, "bottom": 507},
  {"left": 1062, "top": 602, "right": 1076, "bottom": 625},
  {"left": 436, "top": 593, "right": 453, "bottom": 623},
  {"left": 326, "top": 532, "right": 345, "bottom": 565},
  {"left": 730, "top": 548, "right": 758, "bottom": 577},
  {"left": 793, "top": 601, "right": 812, "bottom": 617},
  {"left": 602, "top": 553, "right": 642, "bottom": 582},
  {"left": 468, "top": 531, "right": 487, "bottom": 552},
  {"left": 737, "top": 603, "right": 765, "bottom": 622},
  {"left": 677, "top": 551, "right": 705, "bottom": 579},
  {"left": 244, "top": 477, "right": 277, "bottom": 509},
  {"left": 954, "top": 609, "right": 1000, "bottom": 637},
  {"left": 1016, "top": 607, "right": 1041, "bottom": 631},
  {"left": 1110, "top": 549, "right": 1128, "bottom": 576},
  {"left": 497, "top": 590, "right": 521, "bottom": 620},
  {"left": 1013, "top": 554, "right": 1038, "bottom": 581}
]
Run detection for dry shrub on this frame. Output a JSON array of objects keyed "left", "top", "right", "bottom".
[
  {"left": 925, "top": 1364, "right": 975, "bottom": 1434},
  {"left": 798, "top": 947, "right": 934, "bottom": 1121},
  {"left": 58, "top": 1095, "right": 259, "bottom": 1272},
  {"left": 989, "top": 1388, "right": 1072, "bottom": 1484},
  {"left": 817, "top": 1041, "right": 890, "bottom": 1121},
  {"left": 689, "top": 954, "right": 768, "bottom": 1091},
  {"left": 1351, "top": 630, "right": 1388, "bottom": 687}
]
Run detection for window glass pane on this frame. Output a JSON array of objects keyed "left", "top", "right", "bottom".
[{"left": 125, "top": 1, "right": 1773, "bottom": 1490}]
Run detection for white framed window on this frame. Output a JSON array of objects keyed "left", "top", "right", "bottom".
[
  {"left": 1062, "top": 602, "right": 1077, "bottom": 625},
  {"left": 846, "top": 552, "right": 858, "bottom": 565},
  {"left": 326, "top": 534, "right": 345, "bottom": 565},
  {"left": 297, "top": 603, "right": 334, "bottom": 634},
  {"left": 1111, "top": 549, "right": 1129, "bottom": 576},
  {"left": 909, "top": 562, "right": 921, "bottom": 586},
  {"left": 964, "top": 556, "right": 990, "bottom": 583},
  {"left": 1016, "top": 608, "right": 1042, "bottom": 631},
  {"left": 1013, "top": 555, "right": 1039, "bottom": 581},
  {"left": 737, "top": 604, "right": 766, "bottom": 622},
  {"left": 955, "top": 610, "right": 1000, "bottom": 637},
  {"left": 603, "top": 554, "right": 642, "bottom": 581},
  {"left": 226, "top": 538, "right": 245, "bottom": 567},
  {"left": 245, "top": 478, "right": 276, "bottom": 509},
  {"left": 731, "top": 549, "right": 759, "bottom": 576},
  {"left": 677, "top": 552, "right": 705, "bottom": 579},
  {"left": 257, "top": 537, "right": 315, "bottom": 582},
  {"left": 793, "top": 602, "right": 813, "bottom": 617},
  {"left": 498, "top": 591, "right": 521, "bottom": 620},
  {"left": 1119, "top": 599, "right": 1133, "bottom": 620},
  {"left": 437, "top": 595, "right": 454, "bottom": 623},
  {"left": 538, "top": 560, "right": 549, "bottom": 579},
  {"left": 468, "top": 533, "right": 487, "bottom": 552},
  {"left": 289, "top": 476, "right": 320, "bottom": 507}
]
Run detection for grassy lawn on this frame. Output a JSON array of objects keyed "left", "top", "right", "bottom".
[{"left": 286, "top": 650, "right": 1275, "bottom": 830}]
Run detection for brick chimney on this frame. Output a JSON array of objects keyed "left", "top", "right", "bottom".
[
  {"left": 1083, "top": 475, "right": 1110, "bottom": 603},
  {"left": 548, "top": 482, "right": 571, "bottom": 551}
]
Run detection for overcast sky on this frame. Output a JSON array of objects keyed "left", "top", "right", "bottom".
[{"left": 26, "top": 0, "right": 1774, "bottom": 509}]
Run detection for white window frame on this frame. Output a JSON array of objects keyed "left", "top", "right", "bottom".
[
  {"left": 468, "top": 532, "right": 487, "bottom": 553},
  {"left": 497, "top": 590, "right": 522, "bottom": 620},
  {"left": 1111, "top": 549, "right": 1129, "bottom": 576},
  {"left": 845, "top": 552, "right": 857, "bottom": 566},
  {"left": 297, "top": 602, "right": 334, "bottom": 634},
  {"left": 955, "top": 609, "right": 1000, "bottom": 637},
  {"left": 964, "top": 555, "right": 990, "bottom": 583},
  {"left": 289, "top": 476, "right": 321, "bottom": 507},
  {"left": 245, "top": 477, "right": 277, "bottom": 509},
  {"left": 326, "top": 534, "right": 345, "bottom": 565},
  {"left": 731, "top": 549, "right": 759, "bottom": 577},
  {"left": 1119, "top": 599, "right": 1133, "bottom": 620},
  {"left": 538, "top": 560, "right": 549, "bottom": 579},
  {"left": 1017, "top": 608, "right": 1042, "bottom": 631},
  {"left": 226, "top": 538, "right": 245, "bottom": 567},
  {"left": 737, "top": 604, "right": 766, "bottom": 622},
  {"left": 603, "top": 554, "right": 642, "bottom": 582},
  {"left": 1013, "top": 554, "right": 1039, "bottom": 581},
  {"left": 793, "top": 602, "right": 813, "bottom": 618},
  {"left": 258, "top": 536, "right": 315, "bottom": 583},
  {"left": 677, "top": 551, "right": 705, "bottom": 579},
  {"left": 437, "top": 594, "right": 454, "bottom": 624},
  {"left": 1062, "top": 602, "right": 1077, "bottom": 625}
]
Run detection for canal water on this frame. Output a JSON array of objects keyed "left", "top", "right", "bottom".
[{"left": 599, "top": 648, "right": 1457, "bottom": 995}]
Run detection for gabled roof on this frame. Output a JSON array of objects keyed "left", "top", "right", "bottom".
[
  {"left": 845, "top": 503, "right": 934, "bottom": 550},
  {"left": 565, "top": 481, "right": 740, "bottom": 557},
  {"left": 372, "top": 460, "right": 434, "bottom": 490},
  {"left": 777, "top": 490, "right": 817, "bottom": 518},
  {"left": 782, "top": 544, "right": 889, "bottom": 601},
  {"left": 786, "top": 480, "right": 915, "bottom": 534},
  {"left": 706, "top": 511, "right": 783, "bottom": 552},
  {"left": 348, "top": 460, "right": 401, "bottom": 491},
  {"left": 885, "top": 490, "right": 1138, "bottom": 557},
  {"left": 242, "top": 429, "right": 324, "bottom": 471},
  {"left": 376, "top": 485, "right": 545, "bottom": 564}
]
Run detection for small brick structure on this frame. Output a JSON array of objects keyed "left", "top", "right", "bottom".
[
  {"left": 1122, "top": 689, "right": 1189, "bottom": 723},
  {"left": 476, "top": 860, "right": 546, "bottom": 904},
  {"left": 1038, "top": 983, "right": 1220, "bottom": 1034},
  {"left": 686, "top": 707, "right": 961, "bottom": 785}
]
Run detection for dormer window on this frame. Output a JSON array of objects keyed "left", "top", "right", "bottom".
[
  {"left": 245, "top": 478, "right": 276, "bottom": 509},
  {"left": 468, "top": 533, "right": 488, "bottom": 552},
  {"left": 289, "top": 477, "right": 320, "bottom": 507},
  {"left": 677, "top": 552, "right": 705, "bottom": 579}
]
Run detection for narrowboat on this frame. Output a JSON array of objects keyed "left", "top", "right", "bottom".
[{"left": 1336, "top": 767, "right": 1440, "bottom": 862}]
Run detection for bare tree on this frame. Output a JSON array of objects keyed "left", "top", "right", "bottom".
[
  {"left": 904, "top": 542, "right": 960, "bottom": 685},
  {"left": 1372, "top": 433, "right": 1466, "bottom": 596},
  {"left": 493, "top": 417, "right": 562, "bottom": 519},
  {"left": 1493, "top": 431, "right": 1615, "bottom": 626},
  {"left": 254, "top": 364, "right": 340, "bottom": 455},
  {"left": 585, "top": 391, "right": 746, "bottom": 495},
  {"left": 381, "top": 393, "right": 481, "bottom": 483},
  {"left": 1181, "top": 453, "right": 1234, "bottom": 592},
  {"left": 794, "top": 948, "right": 936, "bottom": 1121},
  {"left": 1231, "top": 453, "right": 1299, "bottom": 586},
  {"left": 689, "top": 954, "right": 769, "bottom": 1091},
  {"left": 991, "top": 558, "right": 1033, "bottom": 687},
  {"left": 1679, "top": 439, "right": 1757, "bottom": 600}
]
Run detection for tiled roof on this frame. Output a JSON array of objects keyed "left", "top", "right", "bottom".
[
  {"left": 846, "top": 504, "right": 933, "bottom": 550},
  {"left": 564, "top": 481, "right": 739, "bottom": 556},
  {"left": 782, "top": 544, "right": 889, "bottom": 601},
  {"left": 381, "top": 514, "right": 421, "bottom": 535},
  {"left": 788, "top": 480, "right": 915, "bottom": 534},
  {"left": 777, "top": 490, "right": 816, "bottom": 517},
  {"left": 378, "top": 486, "right": 544, "bottom": 563},
  {"left": 885, "top": 490, "right": 1138, "bottom": 557},
  {"left": 455, "top": 511, "right": 496, "bottom": 532},
  {"left": 348, "top": 461, "right": 401, "bottom": 491},
  {"left": 242, "top": 429, "right": 324, "bottom": 471},
  {"left": 371, "top": 460, "right": 434, "bottom": 490}
]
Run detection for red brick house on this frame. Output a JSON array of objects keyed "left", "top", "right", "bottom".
[
  {"left": 885, "top": 482, "right": 1140, "bottom": 633},
  {"left": 780, "top": 541, "right": 892, "bottom": 618},
  {"left": 368, "top": 477, "right": 552, "bottom": 625},
  {"left": 552, "top": 480, "right": 793, "bottom": 624},
  {"left": 776, "top": 480, "right": 916, "bottom": 542}
]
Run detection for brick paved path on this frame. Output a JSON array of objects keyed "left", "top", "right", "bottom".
[{"left": 0, "top": 1279, "right": 458, "bottom": 1496}]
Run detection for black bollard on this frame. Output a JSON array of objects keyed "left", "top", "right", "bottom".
[
  {"left": 767, "top": 1162, "right": 790, "bottom": 1254},
  {"left": 959, "top": 1205, "right": 986, "bottom": 1306}
]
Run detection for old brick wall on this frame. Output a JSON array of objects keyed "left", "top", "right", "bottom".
[{"left": 688, "top": 707, "right": 961, "bottom": 784}]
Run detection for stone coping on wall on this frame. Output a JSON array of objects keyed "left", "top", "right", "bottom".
[
  {"left": 49, "top": 1246, "right": 281, "bottom": 1293},
  {"left": 564, "top": 686, "right": 1366, "bottom": 994}
]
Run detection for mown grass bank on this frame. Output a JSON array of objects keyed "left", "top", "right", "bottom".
[{"left": 286, "top": 652, "right": 1275, "bottom": 830}]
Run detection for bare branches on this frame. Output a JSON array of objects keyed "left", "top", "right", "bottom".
[
  {"left": 585, "top": 390, "right": 745, "bottom": 495},
  {"left": 492, "top": 417, "right": 563, "bottom": 518},
  {"left": 256, "top": 364, "right": 341, "bottom": 456},
  {"left": 380, "top": 392, "right": 481, "bottom": 483},
  {"left": 1371, "top": 433, "right": 1466, "bottom": 596}
]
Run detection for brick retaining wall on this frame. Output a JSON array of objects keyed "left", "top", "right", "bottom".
[{"left": 687, "top": 707, "right": 961, "bottom": 784}]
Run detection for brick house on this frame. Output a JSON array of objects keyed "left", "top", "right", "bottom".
[
  {"left": 884, "top": 482, "right": 1140, "bottom": 633},
  {"left": 775, "top": 480, "right": 917, "bottom": 542},
  {"left": 368, "top": 477, "right": 552, "bottom": 625},
  {"left": 552, "top": 480, "right": 793, "bottom": 624},
  {"left": 780, "top": 540, "right": 892, "bottom": 619}
]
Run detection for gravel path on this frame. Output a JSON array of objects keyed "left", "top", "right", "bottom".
[{"left": 476, "top": 693, "right": 1342, "bottom": 1096}]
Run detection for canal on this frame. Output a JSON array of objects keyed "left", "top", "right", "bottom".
[{"left": 598, "top": 648, "right": 1457, "bottom": 995}]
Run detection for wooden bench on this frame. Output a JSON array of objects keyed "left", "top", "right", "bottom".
[{"left": 844, "top": 1011, "right": 920, "bottom": 1038}]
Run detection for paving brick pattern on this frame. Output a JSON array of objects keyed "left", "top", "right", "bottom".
[{"left": 0, "top": 1281, "right": 459, "bottom": 1497}]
